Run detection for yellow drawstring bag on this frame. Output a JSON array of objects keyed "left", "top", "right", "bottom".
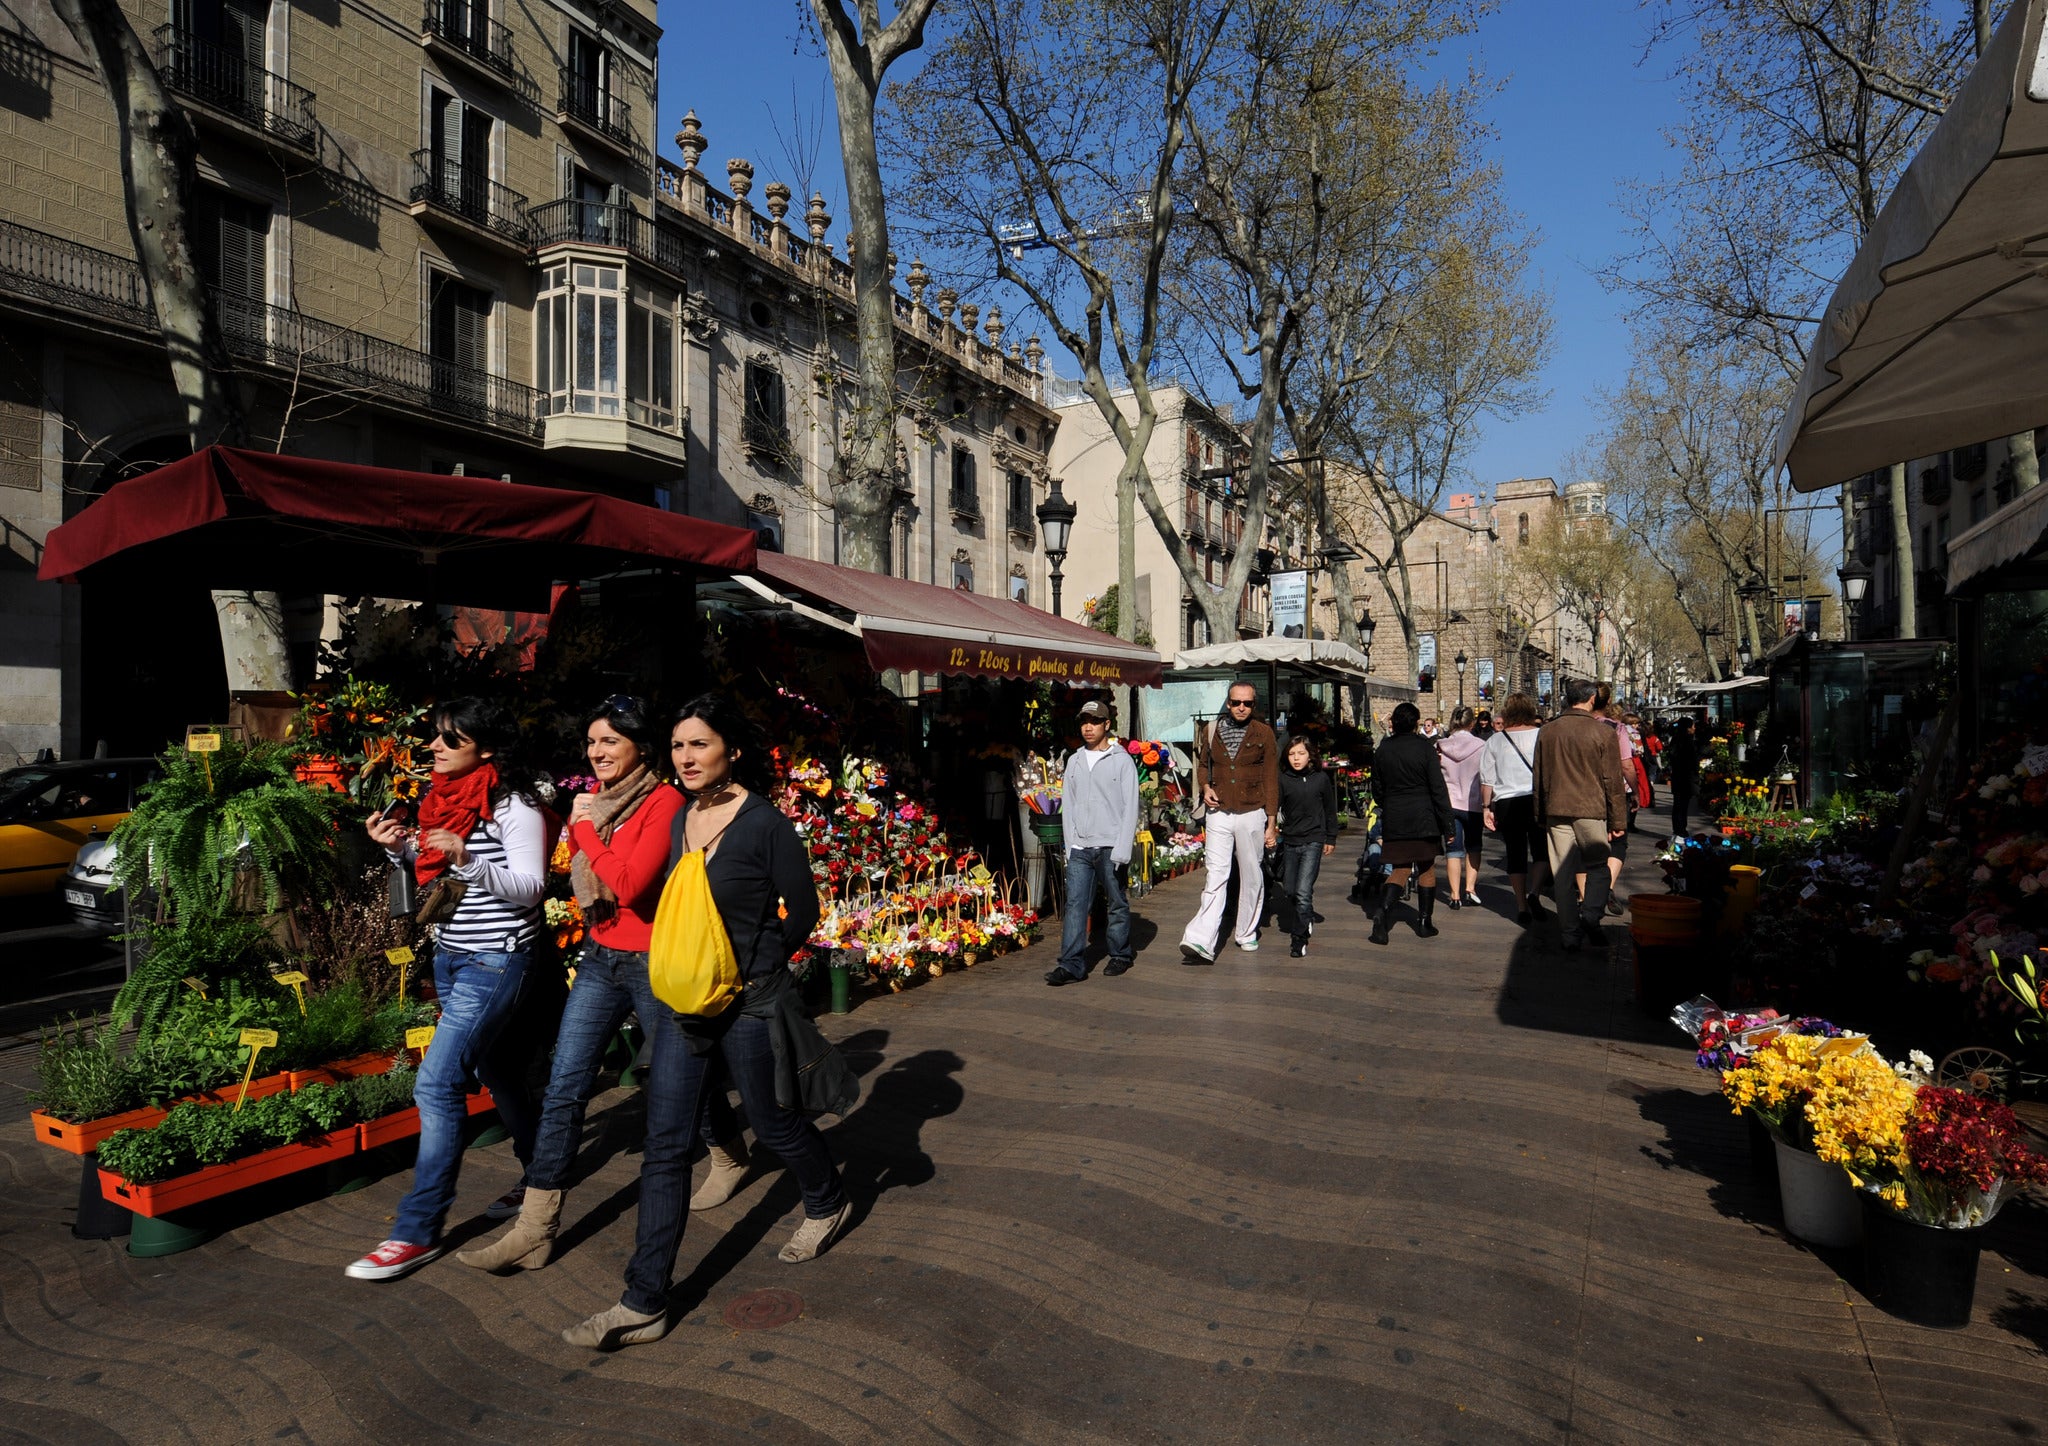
[{"left": 647, "top": 850, "right": 743, "bottom": 1018}]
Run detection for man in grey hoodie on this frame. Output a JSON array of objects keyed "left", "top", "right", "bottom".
[{"left": 1047, "top": 699, "right": 1141, "bottom": 986}]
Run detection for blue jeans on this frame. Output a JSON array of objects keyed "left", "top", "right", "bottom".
[
  {"left": 394, "top": 945, "right": 536, "bottom": 1246},
  {"left": 526, "top": 944, "right": 696, "bottom": 1191},
  {"left": 1280, "top": 840, "right": 1323, "bottom": 936},
  {"left": 1056, "top": 846, "right": 1130, "bottom": 980}
]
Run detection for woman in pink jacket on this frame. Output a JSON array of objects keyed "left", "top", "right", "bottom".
[{"left": 1435, "top": 706, "right": 1488, "bottom": 909}]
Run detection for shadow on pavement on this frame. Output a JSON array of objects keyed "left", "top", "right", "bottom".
[{"left": 1632, "top": 1085, "right": 1783, "bottom": 1231}]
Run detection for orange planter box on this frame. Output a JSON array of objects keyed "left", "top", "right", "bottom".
[
  {"left": 30, "top": 1103, "right": 167, "bottom": 1156},
  {"left": 358, "top": 1089, "right": 490, "bottom": 1149},
  {"left": 98, "top": 1126, "right": 359, "bottom": 1217},
  {"left": 288, "top": 1052, "right": 398, "bottom": 1092},
  {"left": 30, "top": 1070, "right": 296, "bottom": 1157},
  {"left": 359, "top": 1107, "right": 421, "bottom": 1150}
]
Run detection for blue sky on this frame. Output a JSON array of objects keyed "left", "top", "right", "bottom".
[{"left": 656, "top": 1, "right": 1689, "bottom": 498}]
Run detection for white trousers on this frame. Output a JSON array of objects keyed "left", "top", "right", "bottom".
[{"left": 1181, "top": 807, "right": 1268, "bottom": 950}]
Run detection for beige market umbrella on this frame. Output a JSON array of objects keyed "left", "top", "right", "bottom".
[{"left": 1776, "top": 0, "right": 2048, "bottom": 493}]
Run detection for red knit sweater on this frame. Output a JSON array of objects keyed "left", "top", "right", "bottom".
[{"left": 569, "top": 783, "right": 685, "bottom": 952}]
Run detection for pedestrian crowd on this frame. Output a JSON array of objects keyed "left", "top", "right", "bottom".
[{"left": 349, "top": 680, "right": 1698, "bottom": 1350}]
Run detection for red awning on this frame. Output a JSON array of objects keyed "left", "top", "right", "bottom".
[
  {"left": 753, "top": 552, "right": 1163, "bottom": 688},
  {"left": 38, "top": 447, "right": 757, "bottom": 608}
]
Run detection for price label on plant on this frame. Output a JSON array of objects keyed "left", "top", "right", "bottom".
[
  {"left": 968, "top": 864, "right": 994, "bottom": 885},
  {"left": 271, "top": 970, "right": 309, "bottom": 1015},
  {"left": 185, "top": 731, "right": 222, "bottom": 753},
  {"left": 181, "top": 976, "right": 207, "bottom": 999},
  {"left": 405, "top": 1025, "right": 436, "bottom": 1052},
  {"left": 234, "top": 1028, "right": 279, "bottom": 1111},
  {"left": 387, "top": 945, "right": 415, "bottom": 1000}
]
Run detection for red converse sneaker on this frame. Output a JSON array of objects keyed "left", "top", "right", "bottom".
[{"left": 346, "top": 1239, "right": 443, "bottom": 1281}]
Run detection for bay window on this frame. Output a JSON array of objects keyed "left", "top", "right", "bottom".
[{"left": 536, "top": 261, "right": 679, "bottom": 428}]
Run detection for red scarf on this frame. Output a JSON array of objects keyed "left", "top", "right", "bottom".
[{"left": 415, "top": 762, "right": 498, "bottom": 886}]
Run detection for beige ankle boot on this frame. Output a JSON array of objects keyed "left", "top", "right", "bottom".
[
  {"left": 689, "top": 1138, "right": 752, "bottom": 1210},
  {"left": 455, "top": 1187, "right": 563, "bottom": 1272}
]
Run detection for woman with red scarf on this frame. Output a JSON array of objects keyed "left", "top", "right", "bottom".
[{"left": 347, "top": 698, "right": 548, "bottom": 1283}]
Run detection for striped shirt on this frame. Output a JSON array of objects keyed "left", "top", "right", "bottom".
[{"left": 392, "top": 794, "right": 547, "bottom": 953}]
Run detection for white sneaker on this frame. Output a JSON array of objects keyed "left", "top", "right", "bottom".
[{"left": 1237, "top": 934, "right": 1260, "bottom": 952}]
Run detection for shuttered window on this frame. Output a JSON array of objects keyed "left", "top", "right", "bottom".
[{"left": 428, "top": 272, "right": 490, "bottom": 374}]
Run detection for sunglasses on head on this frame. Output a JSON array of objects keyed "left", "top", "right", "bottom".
[{"left": 602, "top": 693, "right": 645, "bottom": 716}]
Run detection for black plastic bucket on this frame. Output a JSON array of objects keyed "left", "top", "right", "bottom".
[{"left": 1861, "top": 1194, "right": 1985, "bottom": 1328}]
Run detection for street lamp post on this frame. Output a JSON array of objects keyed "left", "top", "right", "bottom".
[
  {"left": 1454, "top": 650, "right": 1468, "bottom": 709},
  {"left": 1737, "top": 640, "right": 1753, "bottom": 674},
  {"left": 1035, "top": 477, "right": 1077, "bottom": 618},
  {"left": 1356, "top": 604, "right": 1375, "bottom": 672},
  {"left": 1838, "top": 557, "right": 1871, "bottom": 641}
]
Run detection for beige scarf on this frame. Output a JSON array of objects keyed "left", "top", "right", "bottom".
[{"left": 570, "top": 764, "right": 662, "bottom": 920}]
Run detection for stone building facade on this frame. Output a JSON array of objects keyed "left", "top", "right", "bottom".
[
  {"left": 1049, "top": 381, "right": 1277, "bottom": 662},
  {"left": 0, "top": 0, "right": 1055, "bottom": 761}
]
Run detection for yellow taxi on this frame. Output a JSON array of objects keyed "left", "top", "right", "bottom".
[{"left": 0, "top": 758, "right": 157, "bottom": 900}]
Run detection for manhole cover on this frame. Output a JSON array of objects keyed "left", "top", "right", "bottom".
[{"left": 723, "top": 1288, "right": 804, "bottom": 1331}]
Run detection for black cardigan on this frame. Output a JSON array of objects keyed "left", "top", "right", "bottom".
[
  {"left": 1370, "top": 732, "right": 1455, "bottom": 843},
  {"left": 667, "top": 792, "right": 822, "bottom": 984},
  {"left": 1277, "top": 766, "right": 1339, "bottom": 846}
]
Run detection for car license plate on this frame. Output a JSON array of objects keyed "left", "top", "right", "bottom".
[{"left": 64, "top": 889, "right": 93, "bottom": 908}]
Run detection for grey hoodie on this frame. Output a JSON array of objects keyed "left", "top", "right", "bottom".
[{"left": 1062, "top": 741, "right": 1141, "bottom": 864}]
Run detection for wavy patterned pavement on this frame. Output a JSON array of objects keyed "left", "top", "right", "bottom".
[{"left": 5, "top": 830, "right": 2048, "bottom": 1444}]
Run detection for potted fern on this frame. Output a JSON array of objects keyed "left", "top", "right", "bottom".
[{"left": 107, "top": 739, "right": 343, "bottom": 1036}]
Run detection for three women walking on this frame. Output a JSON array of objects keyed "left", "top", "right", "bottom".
[{"left": 353, "top": 693, "right": 855, "bottom": 1353}]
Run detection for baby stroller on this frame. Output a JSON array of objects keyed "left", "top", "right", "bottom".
[{"left": 1346, "top": 794, "right": 1388, "bottom": 906}]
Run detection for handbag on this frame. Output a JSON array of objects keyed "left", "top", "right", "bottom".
[
  {"left": 647, "top": 850, "right": 743, "bottom": 1018},
  {"left": 415, "top": 876, "right": 467, "bottom": 925}
]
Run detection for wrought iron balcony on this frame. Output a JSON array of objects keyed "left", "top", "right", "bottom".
[
  {"left": 949, "top": 487, "right": 982, "bottom": 520},
  {"left": 0, "top": 220, "right": 539, "bottom": 436},
  {"left": 420, "top": 5, "right": 515, "bottom": 78},
  {"left": 528, "top": 199, "right": 687, "bottom": 277},
  {"left": 151, "top": 25, "right": 316, "bottom": 150},
  {"left": 409, "top": 150, "right": 531, "bottom": 243},
  {"left": 1006, "top": 505, "right": 1036, "bottom": 538},
  {"left": 0, "top": 218, "right": 152, "bottom": 328},
  {"left": 557, "top": 69, "right": 634, "bottom": 151},
  {"left": 211, "top": 290, "right": 540, "bottom": 435}
]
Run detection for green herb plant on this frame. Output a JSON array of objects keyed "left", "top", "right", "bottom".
[{"left": 95, "top": 1084, "right": 360, "bottom": 1185}]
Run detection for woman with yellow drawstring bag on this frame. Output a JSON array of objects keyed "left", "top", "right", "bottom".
[{"left": 552, "top": 693, "right": 855, "bottom": 1352}]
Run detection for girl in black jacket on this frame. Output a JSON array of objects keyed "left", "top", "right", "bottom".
[
  {"left": 1367, "top": 702, "right": 1455, "bottom": 944},
  {"left": 1277, "top": 736, "right": 1338, "bottom": 957}
]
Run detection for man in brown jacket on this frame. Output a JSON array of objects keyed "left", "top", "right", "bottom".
[
  {"left": 1531, "top": 677, "right": 1629, "bottom": 950},
  {"left": 1179, "top": 680, "right": 1280, "bottom": 963}
]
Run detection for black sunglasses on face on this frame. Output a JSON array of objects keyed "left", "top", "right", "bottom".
[
  {"left": 437, "top": 728, "right": 474, "bottom": 748},
  {"left": 1227, "top": 699, "right": 1254, "bottom": 709}
]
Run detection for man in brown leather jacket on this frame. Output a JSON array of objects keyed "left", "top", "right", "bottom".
[
  {"left": 1531, "top": 677, "right": 1629, "bottom": 950},
  {"left": 1179, "top": 681, "right": 1280, "bottom": 963}
]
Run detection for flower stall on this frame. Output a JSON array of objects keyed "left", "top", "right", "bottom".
[{"left": 1677, "top": 997, "right": 2048, "bottom": 1327}]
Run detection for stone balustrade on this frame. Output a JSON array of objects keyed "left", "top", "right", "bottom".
[{"left": 655, "top": 110, "right": 1046, "bottom": 403}]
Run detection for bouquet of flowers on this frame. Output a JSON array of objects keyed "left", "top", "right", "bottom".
[{"left": 288, "top": 675, "right": 433, "bottom": 809}]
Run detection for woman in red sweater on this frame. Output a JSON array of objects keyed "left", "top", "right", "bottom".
[{"left": 457, "top": 696, "right": 684, "bottom": 1273}]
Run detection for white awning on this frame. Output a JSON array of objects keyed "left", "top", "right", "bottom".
[
  {"left": 1776, "top": 0, "right": 2048, "bottom": 491},
  {"left": 1679, "top": 675, "right": 1769, "bottom": 695},
  {"left": 1171, "top": 636, "right": 1416, "bottom": 698}
]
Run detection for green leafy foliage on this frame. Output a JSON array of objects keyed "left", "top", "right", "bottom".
[
  {"left": 272, "top": 978, "right": 376, "bottom": 1070},
  {"left": 111, "top": 912, "right": 279, "bottom": 1043},
  {"left": 95, "top": 1084, "right": 358, "bottom": 1185},
  {"left": 31, "top": 1016, "right": 131, "bottom": 1122},
  {"left": 110, "top": 738, "right": 343, "bottom": 920},
  {"left": 345, "top": 1063, "right": 417, "bottom": 1122}
]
